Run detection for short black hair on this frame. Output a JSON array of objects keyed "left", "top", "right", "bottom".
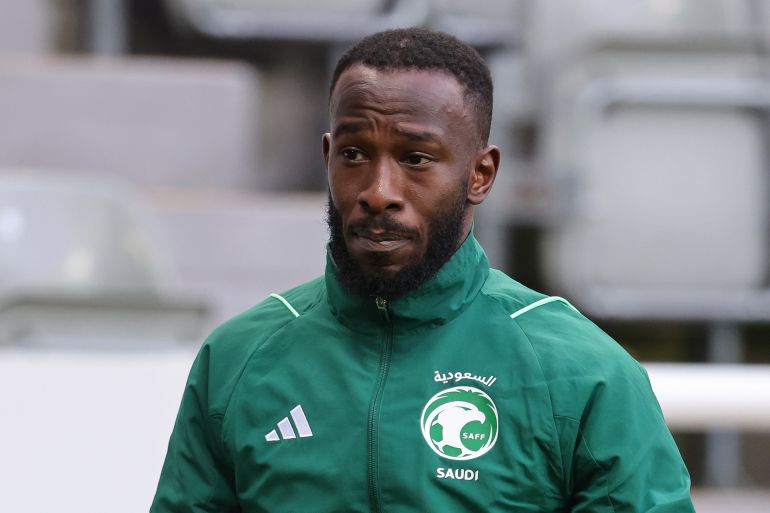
[{"left": 330, "top": 27, "right": 493, "bottom": 145}]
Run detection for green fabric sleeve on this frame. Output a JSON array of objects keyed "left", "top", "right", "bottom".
[
  {"left": 150, "top": 344, "right": 239, "bottom": 513},
  {"left": 561, "top": 364, "right": 695, "bottom": 513}
]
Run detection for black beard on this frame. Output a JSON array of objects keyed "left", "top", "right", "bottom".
[{"left": 326, "top": 192, "right": 467, "bottom": 301}]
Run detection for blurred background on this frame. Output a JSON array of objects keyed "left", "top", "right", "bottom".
[{"left": 0, "top": 0, "right": 769, "bottom": 511}]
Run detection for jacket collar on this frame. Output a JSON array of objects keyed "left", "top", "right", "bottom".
[{"left": 325, "top": 232, "right": 489, "bottom": 334}]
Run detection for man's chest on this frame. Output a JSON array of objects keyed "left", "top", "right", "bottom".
[{"left": 223, "top": 323, "right": 567, "bottom": 512}]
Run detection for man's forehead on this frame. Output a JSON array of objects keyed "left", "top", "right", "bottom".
[
  {"left": 332, "top": 119, "right": 444, "bottom": 143},
  {"left": 329, "top": 64, "right": 469, "bottom": 126}
]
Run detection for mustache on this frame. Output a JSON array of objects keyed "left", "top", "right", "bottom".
[{"left": 348, "top": 215, "right": 419, "bottom": 239}]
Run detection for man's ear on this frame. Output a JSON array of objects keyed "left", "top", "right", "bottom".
[
  {"left": 322, "top": 133, "right": 331, "bottom": 171},
  {"left": 467, "top": 145, "right": 500, "bottom": 205}
]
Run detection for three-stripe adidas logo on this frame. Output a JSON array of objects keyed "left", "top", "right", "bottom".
[{"left": 265, "top": 404, "right": 313, "bottom": 442}]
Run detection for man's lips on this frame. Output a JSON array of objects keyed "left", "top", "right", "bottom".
[{"left": 352, "top": 229, "right": 411, "bottom": 252}]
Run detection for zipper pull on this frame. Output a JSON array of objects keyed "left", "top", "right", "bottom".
[{"left": 375, "top": 296, "right": 390, "bottom": 321}]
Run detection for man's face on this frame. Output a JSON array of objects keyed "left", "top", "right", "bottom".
[{"left": 323, "top": 65, "right": 486, "bottom": 299}]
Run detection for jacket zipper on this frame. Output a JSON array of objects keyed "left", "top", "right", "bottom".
[{"left": 367, "top": 296, "right": 392, "bottom": 513}]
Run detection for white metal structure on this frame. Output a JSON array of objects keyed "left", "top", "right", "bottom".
[
  {"left": 0, "top": 0, "right": 54, "bottom": 54},
  {"left": 645, "top": 364, "right": 770, "bottom": 431}
]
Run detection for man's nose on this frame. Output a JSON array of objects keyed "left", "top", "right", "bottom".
[{"left": 357, "top": 157, "right": 404, "bottom": 214}]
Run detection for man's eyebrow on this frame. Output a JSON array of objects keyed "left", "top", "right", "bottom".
[
  {"left": 333, "top": 122, "right": 366, "bottom": 138},
  {"left": 394, "top": 127, "right": 440, "bottom": 143}
]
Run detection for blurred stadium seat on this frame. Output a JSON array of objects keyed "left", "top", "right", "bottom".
[
  {"left": 0, "top": 56, "right": 260, "bottom": 189},
  {"left": 528, "top": 0, "right": 757, "bottom": 65},
  {"left": 0, "top": 171, "right": 328, "bottom": 345},
  {"left": 0, "top": 171, "right": 165, "bottom": 294},
  {"left": 0, "top": 171, "right": 206, "bottom": 346},
  {"left": 146, "top": 188, "right": 327, "bottom": 329},
  {"left": 540, "top": 67, "right": 769, "bottom": 319},
  {"left": 164, "top": 0, "right": 427, "bottom": 41},
  {"left": 520, "top": 0, "right": 770, "bottom": 320},
  {"left": 429, "top": 0, "right": 524, "bottom": 46}
]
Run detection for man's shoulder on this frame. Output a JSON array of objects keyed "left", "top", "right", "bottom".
[
  {"left": 481, "top": 268, "right": 549, "bottom": 313},
  {"left": 189, "top": 276, "right": 327, "bottom": 414},
  {"left": 482, "top": 268, "right": 641, "bottom": 382},
  {"left": 212, "top": 275, "right": 325, "bottom": 339},
  {"left": 203, "top": 276, "right": 326, "bottom": 362}
]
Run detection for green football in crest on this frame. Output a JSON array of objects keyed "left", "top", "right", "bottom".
[{"left": 420, "top": 386, "right": 499, "bottom": 460}]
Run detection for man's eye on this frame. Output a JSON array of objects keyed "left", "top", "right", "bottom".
[
  {"left": 403, "top": 154, "right": 432, "bottom": 166},
  {"left": 341, "top": 148, "right": 365, "bottom": 161}
]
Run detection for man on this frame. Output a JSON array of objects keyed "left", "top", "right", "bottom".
[{"left": 152, "top": 28, "right": 695, "bottom": 512}]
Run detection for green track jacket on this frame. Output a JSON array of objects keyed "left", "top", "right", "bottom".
[{"left": 152, "top": 234, "right": 694, "bottom": 512}]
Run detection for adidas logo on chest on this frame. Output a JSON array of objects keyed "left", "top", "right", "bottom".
[{"left": 265, "top": 404, "right": 313, "bottom": 442}]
